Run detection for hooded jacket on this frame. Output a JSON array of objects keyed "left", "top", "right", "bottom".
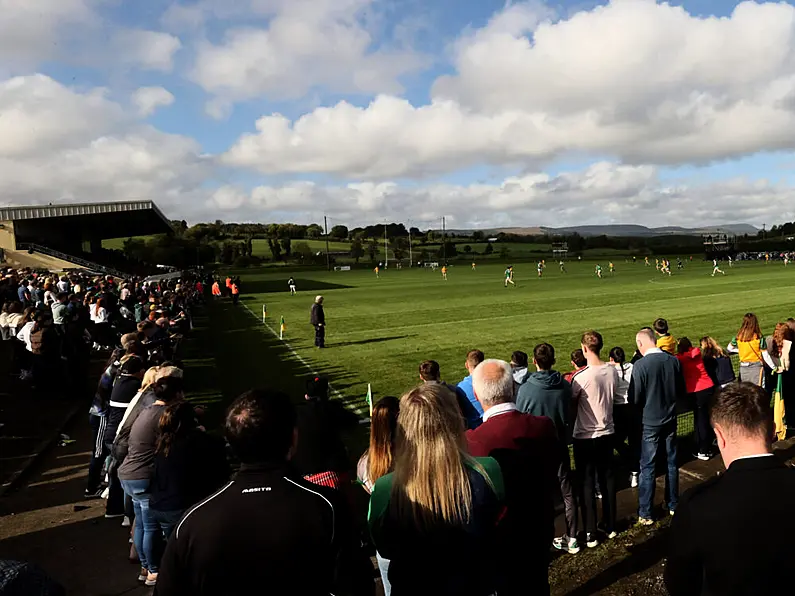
[{"left": 515, "top": 370, "right": 571, "bottom": 443}]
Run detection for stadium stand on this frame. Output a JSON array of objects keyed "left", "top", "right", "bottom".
[{"left": 0, "top": 201, "right": 171, "bottom": 274}]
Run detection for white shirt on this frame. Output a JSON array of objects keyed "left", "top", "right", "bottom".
[
  {"left": 44, "top": 290, "right": 58, "bottom": 306},
  {"left": 120, "top": 288, "right": 131, "bottom": 302},
  {"left": 612, "top": 362, "right": 633, "bottom": 405},
  {"left": 482, "top": 402, "right": 517, "bottom": 423},
  {"left": 16, "top": 321, "right": 35, "bottom": 352},
  {"left": 92, "top": 306, "right": 109, "bottom": 323},
  {"left": 643, "top": 347, "right": 663, "bottom": 356},
  {"left": 57, "top": 280, "right": 70, "bottom": 292}
]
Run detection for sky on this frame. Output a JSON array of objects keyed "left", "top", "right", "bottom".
[{"left": 4, "top": 0, "right": 795, "bottom": 229}]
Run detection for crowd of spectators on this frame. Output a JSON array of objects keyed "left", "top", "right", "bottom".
[{"left": 5, "top": 265, "right": 795, "bottom": 595}]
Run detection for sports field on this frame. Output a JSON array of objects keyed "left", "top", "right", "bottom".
[{"left": 234, "top": 259, "right": 794, "bottom": 413}]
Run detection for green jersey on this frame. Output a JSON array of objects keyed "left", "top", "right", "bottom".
[
  {"left": 595, "top": 265, "right": 602, "bottom": 272},
  {"left": 504, "top": 268, "right": 512, "bottom": 278}
]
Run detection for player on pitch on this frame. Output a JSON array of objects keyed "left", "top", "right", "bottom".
[{"left": 504, "top": 266, "right": 516, "bottom": 287}]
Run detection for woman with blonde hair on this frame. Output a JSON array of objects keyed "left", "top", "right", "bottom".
[
  {"left": 368, "top": 383, "right": 504, "bottom": 595},
  {"left": 726, "top": 313, "right": 767, "bottom": 385},
  {"left": 700, "top": 336, "right": 735, "bottom": 388},
  {"left": 764, "top": 323, "right": 794, "bottom": 440}
]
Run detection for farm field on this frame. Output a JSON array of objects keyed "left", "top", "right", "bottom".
[{"left": 232, "top": 259, "right": 795, "bottom": 413}]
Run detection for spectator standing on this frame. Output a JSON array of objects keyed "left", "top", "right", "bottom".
[
  {"left": 420, "top": 359, "right": 481, "bottom": 429},
  {"left": 467, "top": 359, "right": 558, "bottom": 595},
  {"left": 563, "top": 349, "right": 586, "bottom": 383},
  {"left": 155, "top": 390, "right": 372, "bottom": 596},
  {"left": 119, "top": 376, "right": 185, "bottom": 586},
  {"left": 457, "top": 349, "right": 485, "bottom": 422},
  {"left": 630, "top": 328, "right": 686, "bottom": 524},
  {"left": 517, "top": 342, "right": 579, "bottom": 554},
  {"left": 609, "top": 346, "right": 640, "bottom": 488},
  {"left": 149, "top": 401, "right": 230, "bottom": 539},
  {"left": 356, "top": 395, "right": 400, "bottom": 595},
  {"left": 665, "top": 383, "right": 795, "bottom": 595},
  {"left": 510, "top": 350, "right": 530, "bottom": 388},
  {"left": 103, "top": 356, "right": 145, "bottom": 517},
  {"left": 726, "top": 313, "right": 766, "bottom": 385},
  {"left": 676, "top": 338, "right": 716, "bottom": 460},
  {"left": 654, "top": 318, "right": 677, "bottom": 354},
  {"left": 570, "top": 331, "right": 618, "bottom": 547},
  {"left": 763, "top": 323, "right": 794, "bottom": 439},
  {"left": 368, "top": 382, "right": 504, "bottom": 596},
  {"left": 310, "top": 295, "right": 326, "bottom": 348},
  {"left": 291, "top": 376, "right": 359, "bottom": 488},
  {"left": 700, "top": 336, "right": 736, "bottom": 388}
]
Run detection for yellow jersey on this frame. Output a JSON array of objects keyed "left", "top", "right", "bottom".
[{"left": 656, "top": 334, "right": 677, "bottom": 354}]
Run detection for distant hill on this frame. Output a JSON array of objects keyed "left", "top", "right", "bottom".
[{"left": 444, "top": 223, "right": 758, "bottom": 238}]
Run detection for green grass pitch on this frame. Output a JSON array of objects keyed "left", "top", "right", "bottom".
[{"left": 234, "top": 259, "right": 794, "bottom": 412}]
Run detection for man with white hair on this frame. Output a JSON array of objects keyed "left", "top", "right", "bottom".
[
  {"left": 466, "top": 359, "right": 558, "bottom": 596},
  {"left": 629, "top": 327, "right": 686, "bottom": 525},
  {"left": 310, "top": 295, "right": 325, "bottom": 348}
]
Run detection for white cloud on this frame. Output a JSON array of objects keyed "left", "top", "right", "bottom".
[
  {"left": 114, "top": 29, "right": 182, "bottom": 72},
  {"left": 216, "top": 161, "right": 795, "bottom": 229},
  {"left": 131, "top": 86, "right": 175, "bottom": 117},
  {"left": 0, "top": 0, "right": 98, "bottom": 71},
  {"left": 0, "top": 75, "right": 208, "bottom": 215},
  {"left": 223, "top": 0, "right": 795, "bottom": 177},
  {"left": 191, "top": 0, "right": 424, "bottom": 103}
]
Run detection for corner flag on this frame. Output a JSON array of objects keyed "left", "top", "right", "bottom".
[
  {"left": 279, "top": 316, "right": 285, "bottom": 340},
  {"left": 262, "top": 304, "right": 267, "bottom": 322},
  {"left": 366, "top": 383, "right": 373, "bottom": 417}
]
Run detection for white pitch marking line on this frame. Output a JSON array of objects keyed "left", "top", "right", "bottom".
[{"left": 240, "top": 303, "right": 369, "bottom": 417}]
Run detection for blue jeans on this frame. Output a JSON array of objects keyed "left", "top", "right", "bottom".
[
  {"left": 376, "top": 552, "right": 391, "bottom": 596},
  {"left": 638, "top": 421, "right": 679, "bottom": 519},
  {"left": 150, "top": 509, "right": 185, "bottom": 541},
  {"left": 121, "top": 479, "right": 159, "bottom": 573}
]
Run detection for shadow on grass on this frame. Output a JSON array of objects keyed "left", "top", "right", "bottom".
[
  {"left": 332, "top": 335, "right": 414, "bottom": 347},
  {"left": 239, "top": 279, "right": 354, "bottom": 295}
]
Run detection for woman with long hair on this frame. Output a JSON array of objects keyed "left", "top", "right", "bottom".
[
  {"left": 92, "top": 297, "right": 111, "bottom": 350},
  {"left": 608, "top": 346, "right": 639, "bottom": 487},
  {"left": 368, "top": 383, "right": 504, "bottom": 596},
  {"left": 149, "top": 401, "right": 229, "bottom": 540},
  {"left": 726, "top": 313, "right": 767, "bottom": 385},
  {"left": 357, "top": 396, "right": 400, "bottom": 493},
  {"left": 357, "top": 395, "right": 400, "bottom": 596},
  {"left": 700, "top": 336, "right": 736, "bottom": 388},
  {"left": 764, "top": 323, "right": 794, "bottom": 439},
  {"left": 118, "top": 376, "right": 185, "bottom": 587},
  {"left": 676, "top": 338, "right": 716, "bottom": 460}
]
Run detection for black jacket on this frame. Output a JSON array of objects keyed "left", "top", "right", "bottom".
[
  {"left": 310, "top": 303, "right": 325, "bottom": 326},
  {"left": 103, "top": 375, "right": 142, "bottom": 445},
  {"left": 150, "top": 430, "right": 230, "bottom": 512},
  {"left": 665, "top": 455, "right": 795, "bottom": 596},
  {"left": 154, "top": 463, "right": 373, "bottom": 596}
]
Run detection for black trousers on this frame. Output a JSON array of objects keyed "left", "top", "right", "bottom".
[
  {"left": 613, "top": 403, "right": 641, "bottom": 473},
  {"left": 557, "top": 447, "right": 578, "bottom": 537},
  {"left": 86, "top": 414, "right": 109, "bottom": 492},
  {"left": 232, "top": 293, "right": 239, "bottom": 305},
  {"left": 691, "top": 387, "right": 716, "bottom": 454},
  {"left": 314, "top": 324, "right": 325, "bottom": 347},
  {"left": 573, "top": 435, "right": 616, "bottom": 535}
]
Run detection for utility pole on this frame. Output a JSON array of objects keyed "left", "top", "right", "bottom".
[
  {"left": 408, "top": 221, "right": 413, "bottom": 267},
  {"left": 384, "top": 223, "right": 389, "bottom": 268},
  {"left": 762, "top": 223, "right": 766, "bottom": 240},
  {"left": 323, "top": 215, "right": 331, "bottom": 271},
  {"left": 442, "top": 216, "right": 446, "bottom": 264}
]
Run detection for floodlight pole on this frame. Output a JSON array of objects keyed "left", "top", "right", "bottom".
[
  {"left": 324, "top": 215, "right": 331, "bottom": 271},
  {"left": 408, "top": 221, "right": 413, "bottom": 267},
  {"left": 442, "top": 216, "right": 447, "bottom": 264},
  {"left": 384, "top": 223, "right": 388, "bottom": 268}
]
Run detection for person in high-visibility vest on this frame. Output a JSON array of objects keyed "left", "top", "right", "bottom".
[
  {"left": 225, "top": 276, "right": 233, "bottom": 297},
  {"left": 231, "top": 282, "right": 240, "bottom": 305},
  {"left": 212, "top": 280, "right": 221, "bottom": 298}
]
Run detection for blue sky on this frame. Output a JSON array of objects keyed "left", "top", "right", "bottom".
[{"left": 3, "top": 0, "right": 795, "bottom": 228}]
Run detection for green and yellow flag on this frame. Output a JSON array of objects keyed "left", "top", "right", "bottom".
[
  {"left": 279, "top": 316, "right": 285, "bottom": 339},
  {"left": 366, "top": 383, "right": 373, "bottom": 417}
]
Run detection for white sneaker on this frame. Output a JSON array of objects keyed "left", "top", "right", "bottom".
[
  {"left": 586, "top": 533, "right": 599, "bottom": 548},
  {"left": 552, "top": 535, "right": 580, "bottom": 554},
  {"left": 669, "top": 509, "right": 676, "bottom": 517},
  {"left": 121, "top": 516, "right": 131, "bottom": 527},
  {"left": 630, "top": 472, "right": 639, "bottom": 488},
  {"left": 607, "top": 531, "right": 617, "bottom": 540},
  {"left": 694, "top": 452, "right": 710, "bottom": 461},
  {"left": 595, "top": 489, "right": 603, "bottom": 499},
  {"left": 637, "top": 517, "right": 654, "bottom": 526}
]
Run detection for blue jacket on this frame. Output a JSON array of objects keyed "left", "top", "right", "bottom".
[
  {"left": 458, "top": 376, "right": 484, "bottom": 427},
  {"left": 629, "top": 351, "right": 686, "bottom": 427}
]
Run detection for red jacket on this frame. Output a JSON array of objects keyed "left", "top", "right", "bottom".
[
  {"left": 676, "top": 347, "right": 715, "bottom": 394},
  {"left": 466, "top": 408, "right": 559, "bottom": 552}
]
